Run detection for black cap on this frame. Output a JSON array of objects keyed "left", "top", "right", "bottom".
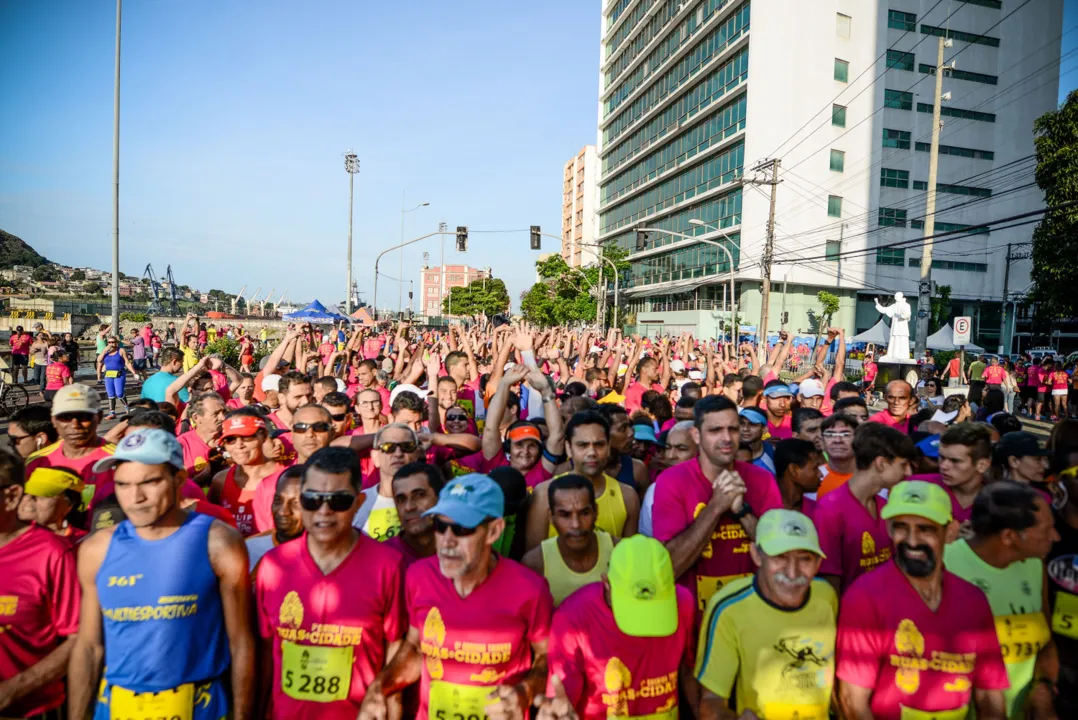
[{"left": 996, "top": 431, "right": 1050, "bottom": 459}]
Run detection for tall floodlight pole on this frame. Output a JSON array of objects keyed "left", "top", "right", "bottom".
[
  {"left": 344, "top": 151, "right": 360, "bottom": 314},
  {"left": 111, "top": 0, "right": 122, "bottom": 335}
]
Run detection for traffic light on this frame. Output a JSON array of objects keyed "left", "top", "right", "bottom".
[
  {"left": 781, "top": 311, "right": 789, "bottom": 325},
  {"left": 530, "top": 225, "right": 541, "bottom": 250},
  {"left": 456, "top": 226, "right": 468, "bottom": 252},
  {"left": 635, "top": 229, "right": 650, "bottom": 251}
]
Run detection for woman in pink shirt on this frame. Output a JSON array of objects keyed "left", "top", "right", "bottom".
[{"left": 1050, "top": 362, "right": 1070, "bottom": 421}]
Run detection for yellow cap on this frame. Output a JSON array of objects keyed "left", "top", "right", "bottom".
[
  {"left": 598, "top": 392, "right": 626, "bottom": 405},
  {"left": 756, "top": 509, "right": 826, "bottom": 558},
  {"left": 607, "top": 535, "right": 678, "bottom": 638},
  {"left": 24, "top": 467, "right": 85, "bottom": 498},
  {"left": 881, "top": 480, "right": 953, "bottom": 526}
]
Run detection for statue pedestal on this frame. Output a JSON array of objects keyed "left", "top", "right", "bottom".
[{"left": 875, "top": 359, "right": 920, "bottom": 389}]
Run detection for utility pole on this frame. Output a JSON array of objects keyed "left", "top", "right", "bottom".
[
  {"left": 915, "top": 36, "right": 950, "bottom": 359},
  {"left": 742, "top": 158, "right": 781, "bottom": 363},
  {"left": 439, "top": 221, "right": 448, "bottom": 318},
  {"left": 111, "top": 0, "right": 122, "bottom": 336},
  {"left": 997, "top": 243, "right": 1031, "bottom": 353}
]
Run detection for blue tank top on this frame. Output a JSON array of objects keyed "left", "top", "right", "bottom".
[
  {"left": 96, "top": 512, "right": 230, "bottom": 692},
  {"left": 102, "top": 350, "right": 125, "bottom": 374},
  {"left": 615, "top": 453, "right": 636, "bottom": 490}
]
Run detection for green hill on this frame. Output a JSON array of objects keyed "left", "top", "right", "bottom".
[{"left": 0, "top": 229, "right": 49, "bottom": 269}]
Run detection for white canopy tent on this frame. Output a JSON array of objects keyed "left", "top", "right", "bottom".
[
  {"left": 927, "top": 323, "right": 984, "bottom": 353},
  {"left": 850, "top": 319, "right": 890, "bottom": 345}
]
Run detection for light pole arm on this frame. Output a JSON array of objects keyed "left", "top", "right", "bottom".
[{"left": 373, "top": 231, "right": 454, "bottom": 321}]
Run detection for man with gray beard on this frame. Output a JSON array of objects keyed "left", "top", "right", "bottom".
[{"left": 695, "top": 509, "right": 838, "bottom": 719}]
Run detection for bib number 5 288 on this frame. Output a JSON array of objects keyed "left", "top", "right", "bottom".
[
  {"left": 433, "top": 712, "right": 487, "bottom": 720},
  {"left": 283, "top": 671, "right": 342, "bottom": 696}
]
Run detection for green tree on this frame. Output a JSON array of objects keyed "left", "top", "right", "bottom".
[
  {"left": 522, "top": 247, "right": 630, "bottom": 327},
  {"left": 82, "top": 281, "right": 102, "bottom": 295},
  {"left": 1030, "top": 89, "right": 1078, "bottom": 318},
  {"left": 813, "top": 291, "right": 841, "bottom": 345},
  {"left": 69, "top": 269, "right": 86, "bottom": 281},
  {"left": 32, "top": 265, "right": 58, "bottom": 282},
  {"left": 442, "top": 277, "right": 511, "bottom": 317},
  {"left": 930, "top": 284, "right": 952, "bottom": 333}
]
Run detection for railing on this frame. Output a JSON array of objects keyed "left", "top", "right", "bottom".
[{"left": 644, "top": 298, "right": 729, "bottom": 312}]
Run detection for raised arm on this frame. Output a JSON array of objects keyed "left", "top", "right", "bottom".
[
  {"left": 482, "top": 365, "right": 531, "bottom": 460},
  {"left": 527, "top": 369, "right": 564, "bottom": 473},
  {"left": 166, "top": 356, "right": 210, "bottom": 406}
]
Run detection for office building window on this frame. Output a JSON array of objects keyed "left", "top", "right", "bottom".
[
  {"left": 885, "top": 89, "right": 913, "bottom": 110},
  {"left": 825, "top": 240, "right": 841, "bottom": 261},
  {"left": 919, "top": 64, "right": 998, "bottom": 85},
  {"left": 909, "top": 257, "right": 988, "bottom": 272},
  {"left": 878, "top": 207, "right": 908, "bottom": 227},
  {"left": 910, "top": 220, "right": 990, "bottom": 235},
  {"left": 882, "top": 128, "right": 911, "bottom": 149},
  {"left": 877, "top": 248, "right": 906, "bottom": 266},
  {"left": 888, "top": 10, "right": 916, "bottom": 31},
  {"left": 961, "top": 0, "right": 1001, "bottom": 8},
  {"left": 920, "top": 24, "right": 1000, "bottom": 47},
  {"left": 912, "top": 181, "right": 993, "bottom": 197},
  {"left": 834, "top": 58, "right": 849, "bottom": 82},
  {"left": 916, "top": 103, "right": 995, "bottom": 123},
  {"left": 886, "top": 50, "right": 915, "bottom": 71},
  {"left": 837, "top": 13, "right": 851, "bottom": 38},
  {"left": 914, "top": 142, "right": 994, "bottom": 160},
  {"left": 828, "top": 195, "right": 843, "bottom": 218},
  {"left": 832, "top": 104, "right": 847, "bottom": 127},
  {"left": 880, "top": 168, "right": 910, "bottom": 188},
  {"left": 830, "top": 149, "right": 845, "bottom": 172}
]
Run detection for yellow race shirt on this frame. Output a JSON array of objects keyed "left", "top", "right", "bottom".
[{"left": 696, "top": 576, "right": 838, "bottom": 720}]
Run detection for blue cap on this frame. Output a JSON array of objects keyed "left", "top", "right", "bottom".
[
  {"left": 916, "top": 435, "right": 940, "bottom": 459},
  {"left": 633, "top": 424, "right": 658, "bottom": 443},
  {"left": 422, "top": 473, "right": 505, "bottom": 528},
  {"left": 763, "top": 384, "right": 793, "bottom": 399},
  {"left": 739, "top": 407, "right": 768, "bottom": 426},
  {"left": 93, "top": 428, "right": 186, "bottom": 474}
]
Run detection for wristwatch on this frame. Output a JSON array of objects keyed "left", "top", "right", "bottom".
[{"left": 731, "top": 501, "right": 754, "bottom": 520}]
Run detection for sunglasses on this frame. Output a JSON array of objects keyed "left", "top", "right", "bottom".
[
  {"left": 54, "top": 413, "right": 97, "bottom": 424},
  {"left": 293, "top": 422, "right": 332, "bottom": 434},
  {"left": 445, "top": 414, "right": 468, "bottom": 422},
  {"left": 7, "top": 432, "right": 31, "bottom": 442},
  {"left": 221, "top": 434, "right": 258, "bottom": 445},
  {"left": 327, "top": 412, "right": 349, "bottom": 422},
  {"left": 299, "top": 490, "right": 356, "bottom": 512},
  {"left": 377, "top": 441, "right": 418, "bottom": 454},
  {"left": 433, "top": 517, "right": 481, "bottom": 537}
]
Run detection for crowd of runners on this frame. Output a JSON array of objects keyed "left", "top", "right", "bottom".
[{"left": 2, "top": 317, "right": 1077, "bottom": 720}]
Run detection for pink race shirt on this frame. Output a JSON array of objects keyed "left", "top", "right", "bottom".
[
  {"left": 178, "top": 429, "right": 214, "bottom": 477},
  {"left": 0, "top": 525, "right": 81, "bottom": 718},
  {"left": 836, "top": 561, "right": 1008, "bottom": 719},
  {"left": 45, "top": 362, "right": 71, "bottom": 390},
  {"left": 982, "top": 365, "right": 1005, "bottom": 385},
  {"left": 867, "top": 410, "right": 909, "bottom": 433},
  {"left": 8, "top": 333, "right": 30, "bottom": 355},
  {"left": 547, "top": 583, "right": 695, "bottom": 720},
  {"left": 651, "top": 459, "right": 782, "bottom": 612},
  {"left": 814, "top": 483, "right": 892, "bottom": 592},
  {"left": 26, "top": 439, "right": 116, "bottom": 513},
  {"left": 766, "top": 413, "right": 792, "bottom": 440},
  {"left": 923, "top": 474, "right": 975, "bottom": 524},
  {"left": 252, "top": 467, "right": 289, "bottom": 533},
  {"left": 407, "top": 556, "right": 553, "bottom": 720},
  {"left": 624, "top": 381, "right": 664, "bottom": 413},
  {"left": 255, "top": 534, "right": 407, "bottom": 720}
]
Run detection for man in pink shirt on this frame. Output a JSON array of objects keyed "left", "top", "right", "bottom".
[
  {"left": 651, "top": 395, "right": 783, "bottom": 613},
  {"left": 814, "top": 422, "right": 915, "bottom": 596},
  {"left": 836, "top": 480, "right": 1009, "bottom": 719},
  {"left": 867, "top": 379, "right": 914, "bottom": 433},
  {"left": 982, "top": 354, "right": 1006, "bottom": 389},
  {"left": 623, "top": 356, "right": 668, "bottom": 414},
  {"left": 762, "top": 381, "right": 794, "bottom": 439}
]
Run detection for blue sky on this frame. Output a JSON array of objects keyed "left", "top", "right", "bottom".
[{"left": 1, "top": 0, "right": 1075, "bottom": 312}]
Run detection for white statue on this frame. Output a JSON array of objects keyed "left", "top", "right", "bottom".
[{"left": 874, "top": 292, "right": 912, "bottom": 360}]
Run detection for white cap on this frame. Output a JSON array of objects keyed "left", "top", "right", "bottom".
[
  {"left": 335, "top": 378, "right": 347, "bottom": 393},
  {"left": 389, "top": 383, "right": 429, "bottom": 405},
  {"left": 670, "top": 359, "right": 686, "bottom": 374},
  {"left": 931, "top": 408, "right": 959, "bottom": 424},
  {"left": 688, "top": 369, "right": 705, "bottom": 381},
  {"left": 798, "top": 378, "right": 825, "bottom": 398},
  {"left": 261, "top": 374, "right": 282, "bottom": 393}
]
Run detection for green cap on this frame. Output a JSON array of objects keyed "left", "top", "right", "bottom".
[
  {"left": 607, "top": 535, "right": 678, "bottom": 638},
  {"left": 756, "top": 509, "right": 826, "bottom": 559},
  {"left": 881, "top": 480, "right": 953, "bottom": 526}
]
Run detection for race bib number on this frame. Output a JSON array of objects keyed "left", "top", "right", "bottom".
[
  {"left": 1052, "top": 591, "right": 1078, "bottom": 640},
  {"left": 996, "top": 612, "right": 1051, "bottom": 664},
  {"left": 281, "top": 641, "right": 352, "bottom": 702},
  {"left": 609, "top": 706, "right": 679, "bottom": 720},
  {"left": 105, "top": 370, "right": 120, "bottom": 378},
  {"left": 365, "top": 506, "right": 401, "bottom": 542},
  {"left": 760, "top": 702, "right": 828, "bottom": 720},
  {"left": 428, "top": 680, "right": 496, "bottom": 720},
  {"left": 110, "top": 683, "right": 193, "bottom": 720},
  {"left": 696, "top": 573, "right": 751, "bottom": 611},
  {"left": 899, "top": 705, "right": 968, "bottom": 720}
]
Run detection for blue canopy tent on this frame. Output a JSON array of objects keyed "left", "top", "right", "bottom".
[{"left": 282, "top": 300, "right": 353, "bottom": 325}]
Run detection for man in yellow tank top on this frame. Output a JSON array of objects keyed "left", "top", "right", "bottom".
[
  {"left": 522, "top": 474, "right": 617, "bottom": 606},
  {"left": 525, "top": 411, "right": 640, "bottom": 551}
]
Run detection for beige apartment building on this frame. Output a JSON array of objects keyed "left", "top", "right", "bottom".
[{"left": 562, "top": 145, "right": 599, "bottom": 268}]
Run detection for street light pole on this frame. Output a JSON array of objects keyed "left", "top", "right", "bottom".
[
  {"left": 344, "top": 151, "right": 360, "bottom": 314},
  {"left": 439, "top": 221, "right": 447, "bottom": 318},
  {"left": 111, "top": 0, "right": 122, "bottom": 336},
  {"left": 641, "top": 222, "right": 741, "bottom": 343},
  {"left": 374, "top": 230, "right": 455, "bottom": 321},
  {"left": 399, "top": 195, "right": 430, "bottom": 317}
]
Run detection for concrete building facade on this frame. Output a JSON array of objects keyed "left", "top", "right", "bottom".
[
  {"left": 419, "top": 264, "right": 488, "bottom": 317},
  {"left": 597, "top": 0, "right": 1062, "bottom": 349},
  {"left": 562, "top": 146, "right": 600, "bottom": 268}
]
